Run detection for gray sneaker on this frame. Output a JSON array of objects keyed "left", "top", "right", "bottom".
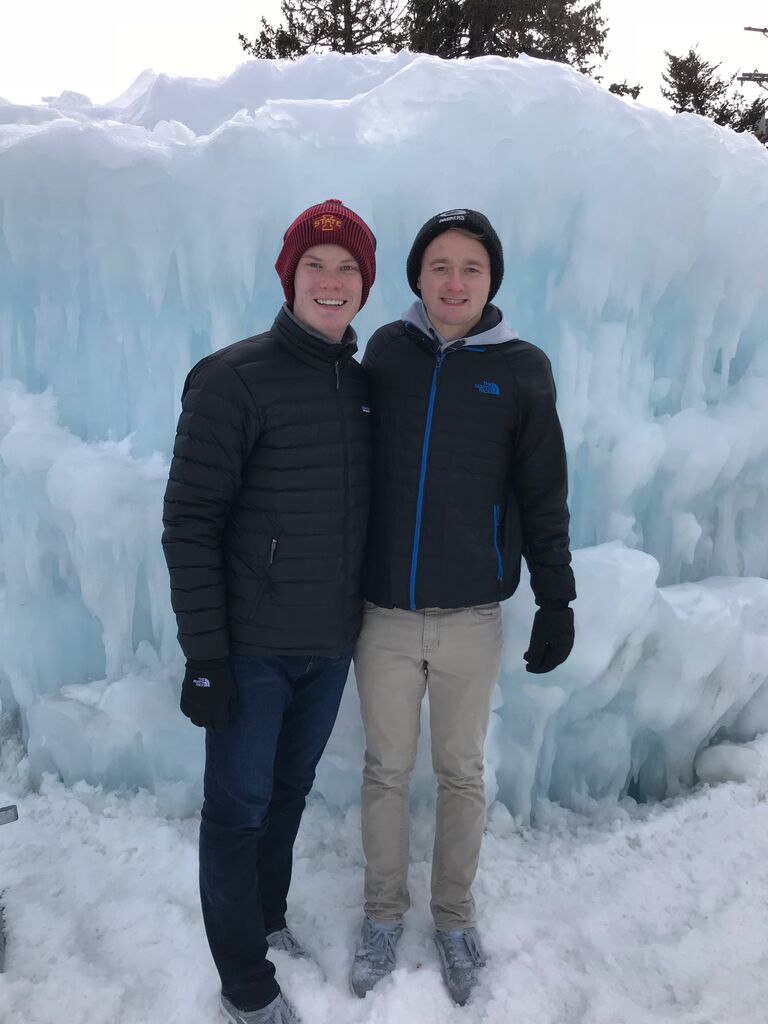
[
  {"left": 434, "top": 926, "right": 486, "bottom": 1005},
  {"left": 349, "top": 915, "right": 404, "bottom": 997},
  {"left": 220, "top": 992, "right": 301, "bottom": 1024},
  {"left": 266, "top": 926, "right": 308, "bottom": 960}
]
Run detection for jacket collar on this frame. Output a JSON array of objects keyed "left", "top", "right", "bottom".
[{"left": 271, "top": 304, "right": 358, "bottom": 370}]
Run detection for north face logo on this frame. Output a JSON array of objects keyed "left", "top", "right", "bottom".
[
  {"left": 193, "top": 676, "right": 211, "bottom": 688},
  {"left": 475, "top": 381, "right": 500, "bottom": 396}
]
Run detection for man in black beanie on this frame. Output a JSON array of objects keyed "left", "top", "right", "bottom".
[{"left": 350, "top": 209, "right": 576, "bottom": 1005}]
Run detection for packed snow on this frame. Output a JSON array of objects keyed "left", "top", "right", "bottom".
[
  {"left": 2, "top": 732, "right": 768, "bottom": 1023},
  {"left": 1, "top": 56, "right": 768, "bottom": 813}
]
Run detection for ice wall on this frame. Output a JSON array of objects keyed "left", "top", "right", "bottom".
[{"left": 1, "top": 53, "right": 768, "bottom": 817}]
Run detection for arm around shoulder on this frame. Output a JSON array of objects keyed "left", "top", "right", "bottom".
[{"left": 361, "top": 322, "right": 401, "bottom": 372}]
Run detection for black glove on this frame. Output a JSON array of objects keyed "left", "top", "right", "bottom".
[
  {"left": 180, "top": 659, "right": 235, "bottom": 730},
  {"left": 524, "top": 606, "right": 574, "bottom": 674}
]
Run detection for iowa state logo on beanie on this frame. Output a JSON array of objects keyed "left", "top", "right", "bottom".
[{"left": 313, "top": 212, "right": 344, "bottom": 232}]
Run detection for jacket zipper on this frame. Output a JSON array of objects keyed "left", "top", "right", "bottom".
[
  {"left": 334, "top": 358, "right": 349, "bottom": 612},
  {"left": 408, "top": 344, "right": 489, "bottom": 609},
  {"left": 492, "top": 504, "right": 503, "bottom": 582},
  {"left": 408, "top": 353, "right": 443, "bottom": 609}
]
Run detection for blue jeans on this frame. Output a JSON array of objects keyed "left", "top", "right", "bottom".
[{"left": 199, "top": 653, "right": 351, "bottom": 1011}]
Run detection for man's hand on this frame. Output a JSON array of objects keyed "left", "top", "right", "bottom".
[
  {"left": 524, "top": 607, "right": 574, "bottom": 674},
  {"left": 180, "top": 660, "right": 235, "bottom": 730}
]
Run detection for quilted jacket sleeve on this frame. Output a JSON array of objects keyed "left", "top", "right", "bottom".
[
  {"left": 162, "top": 355, "right": 260, "bottom": 661},
  {"left": 509, "top": 345, "right": 577, "bottom": 607}
]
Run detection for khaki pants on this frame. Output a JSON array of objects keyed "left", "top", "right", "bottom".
[{"left": 354, "top": 602, "right": 503, "bottom": 931}]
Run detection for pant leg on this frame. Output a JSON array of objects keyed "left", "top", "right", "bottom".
[
  {"left": 259, "top": 652, "right": 352, "bottom": 933},
  {"left": 426, "top": 604, "right": 502, "bottom": 931},
  {"left": 199, "top": 655, "right": 291, "bottom": 1012},
  {"left": 354, "top": 604, "right": 427, "bottom": 922}
]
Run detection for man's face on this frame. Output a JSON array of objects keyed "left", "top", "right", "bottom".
[
  {"left": 292, "top": 244, "right": 363, "bottom": 342},
  {"left": 417, "top": 230, "right": 491, "bottom": 341}
]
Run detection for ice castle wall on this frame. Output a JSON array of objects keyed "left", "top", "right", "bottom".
[{"left": 1, "top": 53, "right": 767, "bottom": 817}]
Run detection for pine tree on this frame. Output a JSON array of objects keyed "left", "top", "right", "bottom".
[
  {"left": 239, "top": 0, "right": 406, "bottom": 59},
  {"left": 239, "top": 0, "right": 631, "bottom": 96},
  {"left": 406, "top": 0, "right": 464, "bottom": 57},
  {"left": 407, "top": 0, "right": 608, "bottom": 74},
  {"left": 661, "top": 47, "right": 767, "bottom": 141},
  {"left": 609, "top": 80, "right": 642, "bottom": 99},
  {"left": 661, "top": 48, "right": 731, "bottom": 118},
  {"left": 731, "top": 97, "right": 767, "bottom": 142}
]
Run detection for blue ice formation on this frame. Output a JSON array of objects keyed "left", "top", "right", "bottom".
[{"left": 1, "top": 53, "right": 767, "bottom": 819}]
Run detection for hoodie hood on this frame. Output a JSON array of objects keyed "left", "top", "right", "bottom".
[{"left": 402, "top": 300, "right": 518, "bottom": 350}]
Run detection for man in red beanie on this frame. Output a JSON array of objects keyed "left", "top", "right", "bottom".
[{"left": 162, "top": 199, "right": 376, "bottom": 1024}]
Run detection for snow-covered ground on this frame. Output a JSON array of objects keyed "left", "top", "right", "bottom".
[{"left": 2, "top": 731, "right": 767, "bottom": 1024}]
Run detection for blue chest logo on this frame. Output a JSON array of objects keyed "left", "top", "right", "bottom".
[{"left": 474, "top": 381, "right": 500, "bottom": 396}]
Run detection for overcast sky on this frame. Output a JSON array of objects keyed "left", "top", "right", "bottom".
[{"left": 2, "top": 1, "right": 767, "bottom": 111}]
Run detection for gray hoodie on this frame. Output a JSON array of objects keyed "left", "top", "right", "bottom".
[{"left": 401, "top": 299, "right": 518, "bottom": 350}]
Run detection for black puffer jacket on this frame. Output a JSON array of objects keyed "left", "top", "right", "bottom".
[
  {"left": 362, "top": 304, "right": 575, "bottom": 610},
  {"left": 162, "top": 307, "right": 371, "bottom": 660}
]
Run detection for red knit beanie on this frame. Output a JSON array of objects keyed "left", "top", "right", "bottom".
[{"left": 275, "top": 199, "right": 377, "bottom": 309}]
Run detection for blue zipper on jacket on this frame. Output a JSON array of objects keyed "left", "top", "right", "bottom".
[
  {"left": 408, "top": 344, "right": 487, "bottom": 610},
  {"left": 493, "top": 503, "right": 503, "bottom": 582}
]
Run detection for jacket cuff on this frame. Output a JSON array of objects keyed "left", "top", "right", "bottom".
[{"left": 528, "top": 563, "right": 577, "bottom": 606}]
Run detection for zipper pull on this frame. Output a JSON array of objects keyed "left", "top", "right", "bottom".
[
  {"left": 334, "top": 360, "right": 340, "bottom": 390},
  {"left": 269, "top": 538, "right": 277, "bottom": 565}
]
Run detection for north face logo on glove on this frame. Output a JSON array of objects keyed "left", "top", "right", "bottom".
[{"left": 193, "top": 677, "right": 211, "bottom": 688}]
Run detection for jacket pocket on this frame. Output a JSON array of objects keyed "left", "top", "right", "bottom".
[
  {"left": 248, "top": 535, "right": 279, "bottom": 618},
  {"left": 492, "top": 504, "right": 503, "bottom": 582}
]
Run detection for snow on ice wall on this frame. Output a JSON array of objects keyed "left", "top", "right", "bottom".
[{"left": 1, "top": 53, "right": 768, "bottom": 819}]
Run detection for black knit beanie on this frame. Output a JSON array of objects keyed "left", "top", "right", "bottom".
[{"left": 406, "top": 209, "right": 504, "bottom": 301}]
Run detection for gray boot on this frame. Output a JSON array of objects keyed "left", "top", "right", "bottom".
[
  {"left": 434, "top": 926, "right": 486, "bottom": 1005},
  {"left": 349, "top": 915, "right": 404, "bottom": 998},
  {"left": 220, "top": 992, "right": 301, "bottom": 1024},
  {"left": 266, "top": 926, "right": 308, "bottom": 960}
]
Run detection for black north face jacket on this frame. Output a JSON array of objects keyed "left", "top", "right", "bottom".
[
  {"left": 162, "top": 307, "right": 371, "bottom": 661},
  {"left": 362, "top": 303, "right": 575, "bottom": 610}
]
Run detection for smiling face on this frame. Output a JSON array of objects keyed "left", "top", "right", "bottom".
[
  {"left": 291, "top": 244, "right": 363, "bottom": 342},
  {"left": 417, "top": 229, "right": 491, "bottom": 341}
]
